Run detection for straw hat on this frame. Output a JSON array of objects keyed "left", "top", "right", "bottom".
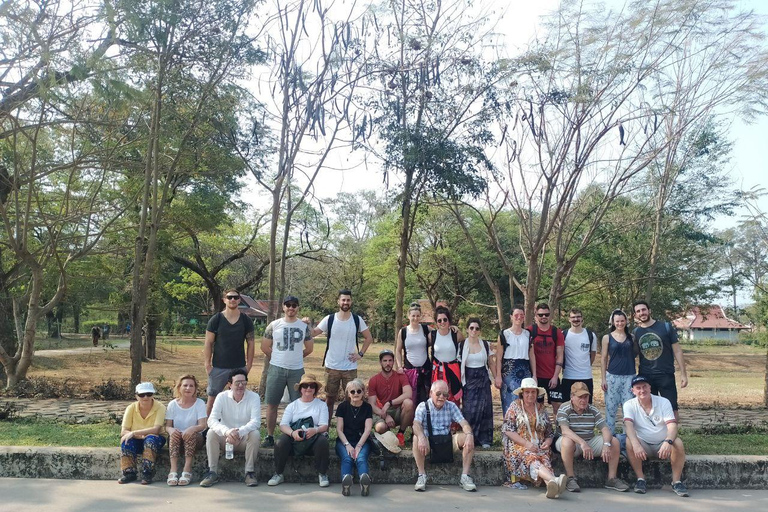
[
  {"left": 373, "top": 431, "right": 402, "bottom": 454},
  {"left": 294, "top": 373, "right": 323, "bottom": 392},
  {"left": 513, "top": 377, "right": 546, "bottom": 397}
]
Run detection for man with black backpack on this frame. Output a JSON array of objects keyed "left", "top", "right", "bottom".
[
  {"left": 632, "top": 300, "right": 688, "bottom": 421},
  {"left": 203, "top": 289, "right": 255, "bottom": 416},
  {"left": 313, "top": 289, "right": 374, "bottom": 418},
  {"left": 561, "top": 308, "right": 598, "bottom": 404},
  {"left": 528, "top": 303, "right": 565, "bottom": 416}
]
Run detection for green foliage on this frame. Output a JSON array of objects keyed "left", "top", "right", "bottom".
[{"left": 0, "top": 418, "right": 117, "bottom": 447}]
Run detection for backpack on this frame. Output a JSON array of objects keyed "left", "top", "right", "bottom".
[
  {"left": 498, "top": 327, "right": 532, "bottom": 352},
  {"left": 322, "top": 312, "right": 361, "bottom": 367},
  {"left": 562, "top": 328, "right": 596, "bottom": 347},
  {"left": 529, "top": 324, "right": 562, "bottom": 347},
  {"left": 400, "top": 324, "right": 431, "bottom": 368},
  {"left": 429, "top": 329, "right": 459, "bottom": 363}
]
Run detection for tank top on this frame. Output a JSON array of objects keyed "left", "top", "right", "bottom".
[
  {"left": 607, "top": 332, "right": 635, "bottom": 375},
  {"left": 404, "top": 326, "right": 429, "bottom": 367},
  {"left": 433, "top": 331, "right": 458, "bottom": 363},
  {"left": 464, "top": 349, "right": 486, "bottom": 368}
]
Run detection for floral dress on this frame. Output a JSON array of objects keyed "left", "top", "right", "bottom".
[{"left": 501, "top": 400, "right": 554, "bottom": 486}]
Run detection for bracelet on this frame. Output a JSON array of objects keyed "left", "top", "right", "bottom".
[{"left": 358, "top": 351, "right": 364, "bottom": 358}]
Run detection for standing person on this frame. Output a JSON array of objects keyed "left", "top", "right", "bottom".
[
  {"left": 336, "top": 379, "right": 374, "bottom": 497},
  {"left": 561, "top": 308, "right": 598, "bottom": 403},
  {"left": 118, "top": 382, "right": 166, "bottom": 485},
  {"left": 369, "top": 349, "right": 414, "bottom": 447},
  {"left": 261, "top": 295, "right": 313, "bottom": 448},
  {"left": 203, "top": 289, "right": 255, "bottom": 416},
  {"left": 601, "top": 309, "right": 636, "bottom": 433},
  {"left": 430, "top": 306, "right": 465, "bottom": 407},
  {"left": 632, "top": 300, "right": 688, "bottom": 421},
  {"left": 91, "top": 325, "right": 101, "bottom": 347},
  {"left": 268, "top": 374, "right": 331, "bottom": 488},
  {"left": 459, "top": 318, "right": 494, "bottom": 449},
  {"left": 313, "top": 289, "right": 374, "bottom": 418},
  {"left": 623, "top": 375, "right": 689, "bottom": 497},
  {"left": 496, "top": 305, "right": 536, "bottom": 415},
  {"left": 528, "top": 303, "right": 565, "bottom": 416},
  {"left": 200, "top": 369, "right": 261, "bottom": 488},
  {"left": 165, "top": 375, "right": 207, "bottom": 486},
  {"left": 395, "top": 303, "right": 432, "bottom": 406}
]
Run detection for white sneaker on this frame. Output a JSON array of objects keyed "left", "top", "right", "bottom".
[
  {"left": 414, "top": 474, "right": 427, "bottom": 492},
  {"left": 318, "top": 474, "right": 330, "bottom": 487},
  {"left": 267, "top": 474, "right": 284, "bottom": 486},
  {"left": 460, "top": 474, "right": 477, "bottom": 492}
]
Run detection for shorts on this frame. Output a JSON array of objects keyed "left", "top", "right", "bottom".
[
  {"left": 537, "top": 377, "right": 563, "bottom": 403},
  {"left": 324, "top": 368, "right": 358, "bottom": 401},
  {"left": 264, "top": 365, "right": 304, "bottom": 405},
  {"left": 635, "top": 438, "right": 665, "bottom": 459},
  {"left": 206, "top": 366, "right": 246, "bottom": 396},
  {"left": 561, "top": 378, "right": 594, "bottom": 403},
  {"left": 646, "top": 373, "right": 678, "bottom": 410},
  {"left": 555, "top": 435, "right": 606, "bottom": 456},
  {"left": 373, "top": 407, "right": 403, "bottom": 428}
]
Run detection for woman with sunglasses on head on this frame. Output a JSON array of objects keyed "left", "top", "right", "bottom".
[
  {"left": 600, "top": 309, "right": 636, "bottom": 434},
  {"left": 269, "top": 374, "right": 331, "bottom": 488},
  {"left": 429, "top": 306, "right": 465, "bottom": 407},
  {"left": 165, "top": 374, "right": 207, "bottom": 486},
  {"left": 459, "top": 318, "right": 495, "bottom": 449},
  {"left": 496, "top": 305, "right": 536, "bottom": 416},
  {"left": 335, "top": 379, "right": 374, "bottom": 496},
  {"left": 118, "top": 382, "right": 166, "bottom": 485},
  {"left": 395, "top": 303, "right": 432, "bottom": 405}
]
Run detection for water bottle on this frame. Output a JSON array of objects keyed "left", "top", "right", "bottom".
[{"left": 225, "top": 442, "right": 234, "bottom": 459}]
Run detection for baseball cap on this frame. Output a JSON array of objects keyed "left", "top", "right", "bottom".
[{"left": 631, "top": 375, "right": 650, "bottom": 387}]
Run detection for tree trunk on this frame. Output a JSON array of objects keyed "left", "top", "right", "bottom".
[
  {"left": 144, "top": 317, "right": 158, "bottom": 360},
  {"left": 523, "top": 254, "right": 542, "bottom": 325},
  {"left": 395, "top": 169, "right": 415, "bottom": 334},
  {"left": 73, "top": 305, "right": 80, "bottom": 334}
]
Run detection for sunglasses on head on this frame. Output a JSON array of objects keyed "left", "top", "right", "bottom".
[
  {"left": 349, "top": 389, "right": 363, "bottom": 395},
  {"left": 226, "top": 295, "right": 240, "bottom": 300},
  {"left": 284, "top": 303, "right": 298, "bottom": 308},
  {"left": 137, "top": 393, "right": 153, "bottom": 398},
  {"left": 537, "top": 312, "right": 550, "bottom": 317}
]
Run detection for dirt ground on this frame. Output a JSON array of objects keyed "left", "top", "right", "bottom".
[{"left": 19, "top": 335, "right": 768, "bottom": 408}]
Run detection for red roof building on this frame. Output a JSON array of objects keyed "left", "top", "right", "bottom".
[{"left": 672, "top": 305, "right": 750, "bottom": 342}]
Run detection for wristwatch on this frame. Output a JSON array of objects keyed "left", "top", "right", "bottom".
[
  {"left": 358, "top": 351, "right": 364, "bottom": 358},
  {"left": 603, "top": 442, "right": 612, "bottom": 447},
  {"left": 664, "top": 439, "right": 674, "bottom": 445}
]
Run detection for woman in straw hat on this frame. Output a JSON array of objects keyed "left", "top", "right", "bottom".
[
  {"left": 268, "top": 374, "right": 331, "bottom": 488},
  {"left": 501, "top": 378, "right": 566, "bottom": 498}
]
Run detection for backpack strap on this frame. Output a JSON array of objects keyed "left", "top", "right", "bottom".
[
  {"left": 353, "top": 313, "right": 361, "bottom": 352},
  {"left": 322, "top": 313, "right": 334, "bottom": 367},
  {"left": 499, "top": 329, "right": 507, "bottom": 351},
  {"left": 530, "top": 324, "right": 538, "bottom": 341}
]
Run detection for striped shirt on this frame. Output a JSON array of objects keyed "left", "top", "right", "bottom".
[{"left": 556, "top": 402, "right": 606, "bottom": 441}]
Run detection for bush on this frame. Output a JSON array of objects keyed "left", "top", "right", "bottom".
[
  {"left": 89, "top": 379, "right": 134, "bottom": 401},
  {"left": 741, "top": 331, "right": 768, "bottom": 348},
  {"left": 0, "top": 401, "right": 19, "bottom": 421},
  {"left": 5, "top": 377, "right": 79, "bottom": 398}
]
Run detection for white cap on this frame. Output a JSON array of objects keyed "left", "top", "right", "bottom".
[{"left": 135, "top": 382, "right": 156, "bottom": 394}]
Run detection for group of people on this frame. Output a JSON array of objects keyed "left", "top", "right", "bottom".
[{"left": 117, "top": 289, "right": 690, "bottom": 499}]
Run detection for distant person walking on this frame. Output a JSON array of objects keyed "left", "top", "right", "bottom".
[{"left": 91, "top": 325, "right": 102, "bottom": 347}]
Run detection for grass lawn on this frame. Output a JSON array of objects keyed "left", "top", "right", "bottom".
[{"left": 681, "top": 432, "right": 768, "bottom": 455}]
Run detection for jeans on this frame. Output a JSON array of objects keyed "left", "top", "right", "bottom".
[
  {"left": 604, "top": 372, "right": 634, "bottom": 433},
  {"left": 334, "top": 438, "right": 371, "bottom": 477}
]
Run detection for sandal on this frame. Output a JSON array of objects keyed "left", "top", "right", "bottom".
[
  {"left": 178, "top": 472, "right": 192, "bottom": 486},
  {"left": 167, "top": 472, "right": 179, "bottom": 486}
]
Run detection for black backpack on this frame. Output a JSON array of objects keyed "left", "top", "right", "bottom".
[
  {"left": 429, "top": 329, "right": 459, "bottom": 363},
  {"left": 498, "top": 327, "right": 532, "bottom": 352},
  {"left": 322, "top": 312, "right": 361, "bottom": 366}
]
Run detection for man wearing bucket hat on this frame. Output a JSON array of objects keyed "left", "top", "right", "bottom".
[
  {"left": 261, "top": 295, "right": 314, "bottom": 448},
  {"left": 555, "top": 381, "right": 629, "bottom": 493},
  {"left": 368, "top": 349, "right": 414, "bottom": 447},
  {"left": 623, "top": 374, "right": 688, "bottom": 497}
]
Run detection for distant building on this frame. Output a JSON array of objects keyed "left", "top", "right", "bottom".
[{"left": 672, "top": 305, "right": 750, "bottom": 343}]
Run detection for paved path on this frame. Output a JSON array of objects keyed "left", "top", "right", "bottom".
[
  {"left": 0, "top": 480, "right": 765, "bottom": 512},
  {"left": 4, "top": 396, "right": 767, "bottom": 430}
]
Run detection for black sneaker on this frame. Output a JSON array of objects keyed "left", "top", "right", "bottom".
[
  {"left": 634, "top": 479, "right": 647, "bottom": 494},
  {"left": 360, "top": 473, "right": 371, "bottom": 496},
  {"left": 262, "top": 435, "right": 275, "bottom": 448},
  {"left": 200, "top": 471, "right": 219, "bottom": 488},
  {"left": 342, "top": 474, "right": 352, "bottom": 496},
  {"left": 117, "top": 473, "right": 137, "bottom": 484},
  {"left": 672, "top": 481, "right": 689, "bottom": 497}
]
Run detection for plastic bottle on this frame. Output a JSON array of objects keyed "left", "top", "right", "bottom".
[{"left": 225, "top": 442, "right": 234, "bottom": 459}]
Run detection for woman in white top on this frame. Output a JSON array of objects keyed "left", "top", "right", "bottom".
[
  {"left": 395, "top": 303, "right": 432, "bottom": 404},
  {"left": 269, "top": 374, "right": 331, "bottom": 487},
  {"left": 496, "top": 305, "right": 537, "bottom": 416},
  {"left": 459, "top": 318, "right": 495, "bottom": 448},
  {"left": 165, "top": 374, "right": 207, "bottom": 486},
  {"left": 430, "top": 305, "right": 465, "bottom": 406}
]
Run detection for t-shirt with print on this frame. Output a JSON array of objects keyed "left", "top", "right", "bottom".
[
  {"left": 529, "top": 324, "right": 565, "bottom": 379},
  {"left": 335, "top": 400, "right": 373, "bottom": 445},
  {"left": 317, "top": 313, "right": 368, "bottom": 371},
  {"left": 633, "top": 320, "right": 678, "bottom": 376},
  {"left": 264, "top": 318, "right": 312, "bottom": 370},
  {"left": 166, "top": 398, "right": 207, "bottom": 431},
  {"left": 207, "top": 312, "right": 255, "bottom": 369},
  {"left": 368, "top": 372, "right": 410, "bottom": 408},
  {"left": 562, "top": 329, "right": 598, "bottom": 380}
]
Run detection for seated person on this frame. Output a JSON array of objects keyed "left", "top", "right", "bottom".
[
  {"left": 555, "top": 381, "right": 629, "bottom": 492},
  {"left": 411, "top": 380, "right": 477, "bottom": 493},
  {"left": 165, "top": 374, "right": 207, "bottom": 486},
  {"left": 118, "top": 382, "right": 166, "bottom": 485},
  {"left": 623, "top": 374, "right": 689, "bottom": 497},
  {"left": 200, "top": 369, "right": 261, "bottom": 488},
  {"left": 268, "top": 374, "right": 331, "bottom": 488},
  {"left": 368, "top": 349, "right": 414, "bottom": 447},
  {"left": 335, "top": 379, "right": 373, "bottom": 497}
]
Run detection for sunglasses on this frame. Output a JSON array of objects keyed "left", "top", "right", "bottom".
[
  {"left": 226, "top": 295, "right": 240, "bottom": 300},
  {"left": 137, "top": 393, "right": 153, "bottom": 398},
  {"left": 436, "top": 318, "right": 449, "bottom": 323},
  {"left": 468, "top": 326, "right": 480, "bottom": 331},
  {"left": 434, "top": 391, "right": 449, "bottom": 397},
  {"left": 349, "top": 389, "right": 363, "bottom": 395},
  {"left": 537, "top": 312, "right": 550, "bottom": 317},
  {"left": 300, "top": 383, "right": 317, "bottom": 390},
  {"left": 231, "top": 380, "right": 247, "bottom": 387},
  {"left": 284, "top": 303, "right": 298, "bottom": 308}
]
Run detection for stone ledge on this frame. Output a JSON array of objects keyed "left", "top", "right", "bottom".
[{"left": 0, "top": 446, "right": 766, "bottom": 488}]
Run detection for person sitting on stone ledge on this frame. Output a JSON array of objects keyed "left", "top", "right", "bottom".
[
  {"left": 165, "top": 374, "right": 207, "bottom": 486},
  {"left": 118, "top": 382, "right": 166, "bottom": 485}
]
